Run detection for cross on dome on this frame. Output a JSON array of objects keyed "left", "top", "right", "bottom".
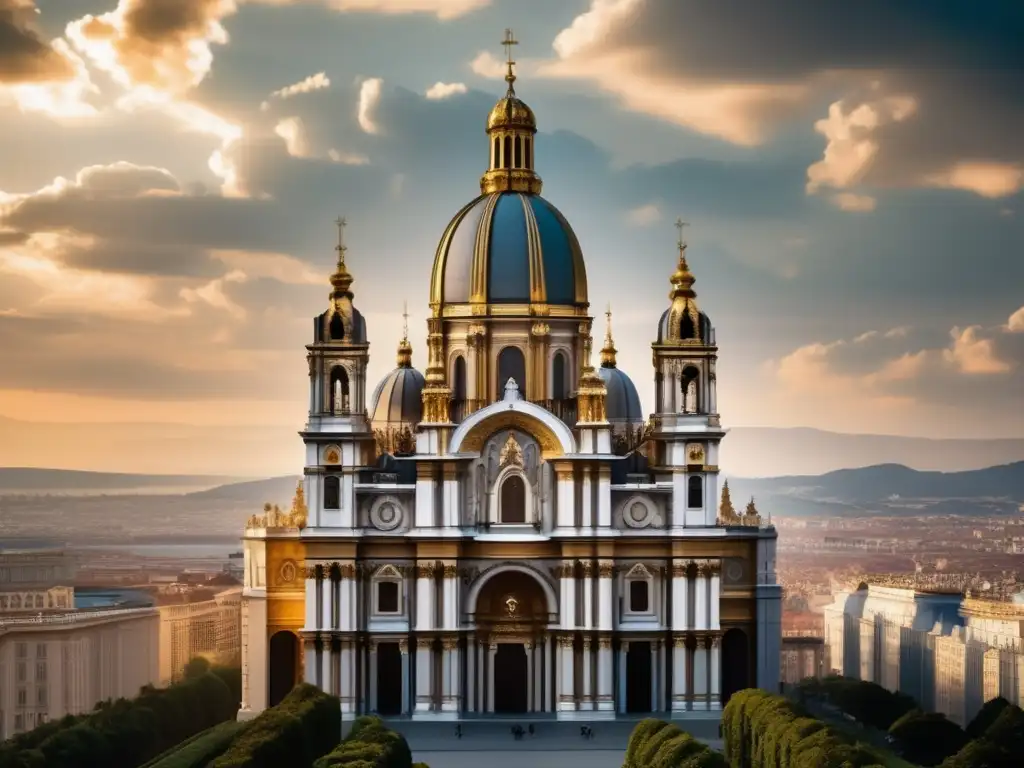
[
  {"left": 675, "top": 218, "right": 689, "bottom": 252},
  {"left": 502, "top": 28, "right": 518, "bottom": 90}
]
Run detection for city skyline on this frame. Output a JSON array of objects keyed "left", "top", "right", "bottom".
[{"left": 2, "top": 0, "right": 1023, "bottom": 474}]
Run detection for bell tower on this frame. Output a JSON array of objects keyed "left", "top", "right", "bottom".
[
  {"left": 650, "top": 220, "right": 723, "bottom": 527},
  {"left": 304, "top": 217, "right": 373, "bottom": 528}
]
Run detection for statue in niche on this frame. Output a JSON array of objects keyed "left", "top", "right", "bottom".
[{"left": 499, "top": 432, "right": 523, "bottom": 467}]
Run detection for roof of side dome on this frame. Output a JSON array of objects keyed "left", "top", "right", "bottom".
[
  {"left": 430, "top": 192, "right": 587, "bottom": 307},
  {"left": 487, "top": 96, "right": 536, "bottom": 131},
  {"left": 597, "top": 366, "right": 644, "bottom": 424},
  {"left": 370, "top": 366, "right": 425, "bottom": 427}
]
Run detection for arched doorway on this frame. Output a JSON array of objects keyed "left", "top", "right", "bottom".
[
  {"left": 721, "top": 628, "right": 750, "bottom": 705},
  {"left": 499, "top": 475, "right": 526, "bottom": 523},
  {"left": 626, "top": 641, "right": 652, "bottom": 713},
  {"left": 470, "top": 567, "right": 554, "bottom": 713},
  {"left": 268, "top": 631, "right": 298, "bottom": 706},
  {"left": 376, "top": 642, "right": 403, "bottom": 715},
  {"left": 496, "top": 346, "right": 526, "bottom": 399},
  {"left": 552, "top": 352, "right": 567, "bottom": 399}
]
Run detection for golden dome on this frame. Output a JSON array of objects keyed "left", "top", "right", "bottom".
[{"left": 487, "top": 95, "right": 536, "bottom": 132}]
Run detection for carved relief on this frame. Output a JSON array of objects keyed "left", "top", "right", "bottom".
[
  {"left": 323, "top": 445, "right": 341, "bottom": 465},
  {"left": 499, "top": 432, "right": 524, "bottom": 467},
  {"left": 598, "top": 561, "right": 615, "bottom": 578},
  {"left": 415, "top": 563, "right": 437, "bottom": 578},
  {"left": 369, "top": 495, "right": 404, "bottom": 532},
  {"left": 686, "top": 443, "right": 706, "bottom": 464}
]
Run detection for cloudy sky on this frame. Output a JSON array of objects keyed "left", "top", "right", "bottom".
[{"left": 1, "top": 0, "right": 1022, "bottom": 475}]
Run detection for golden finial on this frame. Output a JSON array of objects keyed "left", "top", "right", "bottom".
[
  {"left": 600, "top": 303, "right": 617, "bottom": 367},
  {"left": 396, "top": 300, "right": 413, "bottom": 367},
  {"left": 670, "top": 218, "right": 696, "bottom": 299},
  {"left": 330, "top": 216, "right": 353, "bottom": 297},
  {"left": 502, "top": 27, "right": 518, "bottom": 94}
]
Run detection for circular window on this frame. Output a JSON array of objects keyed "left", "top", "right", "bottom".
[
  {"left": 625, "top": 499, "right": 650, "bottom": 528},
  {"left": 370, "top": 498, "right": 403, "bottom": 531}
]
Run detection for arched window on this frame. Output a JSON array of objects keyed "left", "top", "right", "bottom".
[
  {"left": 688, "top": 476, "right": 703, "bottom": 509},
  {"left": 680, "top": 311, "right": 697, "bottom": 340},
  {"left": 552, "top": 351, "right": 567, "bottom": 400},
  {"left": 329, "top": 312, "right": 345, "bottom": 340},
  {"left": 493, "top": 137, "right": 500, "bottom": 169},
  {"left": 525, "top": 137, "right": 532, "bottom": 169},
  {"left": 324, "top": 475, "right": 340, "bottom": 510},
  {"left": 453, "top": 355, "right": 467, "bottom": 400},
  {"left": 503, "top": 136, "right": 512, "bottom": 170},
  {"left": 500, "top": 475, "right": 526, "bottom": 523},
  {"left": 329, "top": 366, "right": 349, "bottom": 414},
  {"left": 514, "top": 136, "right": 522, "bottom": 168},
  {"left": 681, "top": 366, "right": 700, "bottom": 414},
  {"left": 496, "top": 346, "right": 526, "bottom": 399}
]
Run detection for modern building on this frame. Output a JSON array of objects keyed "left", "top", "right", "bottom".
[
  {"left": 239, "top": 33, "right": 782, "bottom": 723},
  {"left": 158, "top": 587, "right": 242, "bottom": 684},
  {"left": 824, "top": 581, "right": 1024, "bottom": 726},
  {"left": 0, "top": 608, "right": 159, "bottom": 738}
]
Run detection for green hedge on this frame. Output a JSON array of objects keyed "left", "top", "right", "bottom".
[
  {"left": 208, "top": 683, "right": 340, "bottom": 768},
  {"left": 886, "top": 710, "right": 967, "bottom": 766},
  {"left": 142, "top": 720, "right": 248, "bottom": 768},
  {"left": 940, "top": 702, "right": 1024, "bottom": 768},
  {"left": 722, "top": 688, "right": 887, "bottom": 768},
  {"left": 623, "top": 718, "right": 726, "bottom": 768},
  {"left": 797, "top": 676, "right": 917, "bottom": 731},
  {"left": 0, "top": 671, "right": 237, "bottom": 768},
  {"left": 313, "top": 715, "right": 412, "bottom": 768}
]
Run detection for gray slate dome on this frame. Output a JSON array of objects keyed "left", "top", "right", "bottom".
[
  {"left": 598, "top": 364, "right": 644, "bottom": 424},
  {"left": 656, "top": 307, "right": 713, "bottom": 345},
  {"left": 370, "top": 362, "right": 425, "bottom": 427}
]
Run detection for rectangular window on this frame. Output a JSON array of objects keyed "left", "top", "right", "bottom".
[
  {"left": 377, "top": 581, "right": 399, "bottom": 614},
  {"left": 36, "top": 644, "right": 46, "bottom": 659},
  {"left": 15, "top": 643, "right": 27, "bottom": 659},
  {"left": 14, "top": 714, "right": 23, "bottom": 733},
  {"left": 37, "top": 687, "right": 47, "bottom": 706},
  {"left": 628, "top": 580, "right": 650, "bottom": 613},
  {"left": 16, "top": 688, "right": 27, "bottom": 706},
  {"left": 16, "top": 663, "right": 26, "bottom": 683},
  {"left": 36, "top": 663, "right": 46, "bottom": 683}
]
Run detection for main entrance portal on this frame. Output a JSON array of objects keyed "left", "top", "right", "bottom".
[{"left": 494, "top": 643, "right": 529, "bottom": 713}]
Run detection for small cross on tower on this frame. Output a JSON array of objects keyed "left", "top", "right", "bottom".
[
  {"left": 502, "top": 28, "right": 518, "bottom": 88},
  {"left": 402, "top": 300, "right": 409, "bottom": 341},
  {"left": 335, "top": 216, "right": 348, "bottom": 261},
  {"left": 675, "top": 218, "right": 689, "bottom": 250}
]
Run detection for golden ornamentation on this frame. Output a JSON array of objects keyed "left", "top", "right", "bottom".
[
  {"left": 399, "top": 640, "right": 409, "bottom": 653},
  {"left": 499, "top": 432, "right": 524, "bottom": 467},
  {"left": 598, "top": 561, "right": 615, "bottom": 578},
  {"left": 416, "top": 563, "right": 437, "bottom": 578},
  {"left": 417, "top": 638, "right": 433, "bottom": 649},
  {"left": 421, "top": 386, "right": 452, "bottom": 425},
  {"left": 600, "top": 304, "right": 617, "bottom": 368},
  {"left": 706, "top": 560, "right": 722, "bottom": 576},
  {"left": 324, "top": 447, "right": 341, "bottom": 465},
  {"left": 686, "top": 443, "right": 705, "bottom": 464},
  {"left": 278, "top": 560, "right": 298, "bottom": 585},
  {"left": 245, "top": 514, "right": 267, "bottom": 530},
  {"left": 962, "top": 598, "right": 1024, "bottom": 618},
  {"left": 671, "top": 561, "right": 689, "bottom": 578},
  {"left": 442, "top": 637, "right": 459, "bottom": 651},
  {"left": 598, "top": 637, "right": 612, "bottom": 649},
  {"left": 458, "top": 410, "right": 565, "bottom": 457},
  {"left": 673, "top": 636, "right": 686, "bottom": 648},
  {"left": 582, "top": 637, "right": 592, "bottom": 650},
  {"left": 505, "top": 595, "right": 520, "bottom": 618},
  {"left": 580, "top": 561, "right": 594, "bottom": 578},
  {"left": 530, "top": 321, "right": 550, "bottom": 337},
  {"left": 557, "top": 635, "right": 574, "bottom": 648},
  {"left": 337, "top": 563, "right": 357, "bottom": 579},
  {"left": 442, "top": 564, "right": 459, "bottom": 578}
]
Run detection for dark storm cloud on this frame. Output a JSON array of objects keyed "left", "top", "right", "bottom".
[{"left": 0, "top": 2, "right": 75, "bottom": 83}]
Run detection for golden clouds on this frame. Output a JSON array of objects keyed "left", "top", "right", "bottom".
[{"left": 0, "top": 1, "right": 75, "bottom": 83}]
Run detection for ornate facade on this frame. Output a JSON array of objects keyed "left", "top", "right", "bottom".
[{"left": 239, "top": 32, "right": 781, "bottom": 722}]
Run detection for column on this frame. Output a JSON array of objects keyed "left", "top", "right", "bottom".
[
  {"left": 582, "top": 563, "right": 594, "bottom": 629},
  {"left": 415, "top": 463, "right": 435, "bottom": 528},
  {"left": 559, "top": 561, "right": 576, "bottom": 630},
  {"left": 339, "top": 641, "right": 354, "bottom": 714},
  {"left": 321, "top": 638, "right": 335, "bottom": 695},
  {"left": 671, "top": 637, "right": 688, "bottom": 714},
  {"left": 441, "top": 637, "right": 460, "bottom": 712},
  {"left": 304, "top": 569, "right": 319, "bottom": 631},
  {"left": 466, "top": 638, "right": 476, "bottom": 713},
  {"left": 533, "top": 641, "right": 543, "bottom": 711},
  {"left": 597, "top": 637, "right": 613, "bottom": 712},
  {"left": 304, "top": 638, "right": 317, "bottom": 685},
  {"left": 671, "top": 560, "right": 689, "bottom": 632},
  {"left": 693, "top": 638, "right": 708, "bottom": 711},
  {"left": 487, "top": 644, "right": 497, "bottom": 713},
  {"left": 650, "top": 640, "right": 659, "bottom": 712},
  {"left": 695, "top": 562, "right": 709, "bottom": 631},
  {"left": 338, "top": 564, "right": 355, "bottom": 631},
  {"left": 580, "top": 466, "right": 593, "bottom": 528},
  {"left": 545, "top": 635, "right": 554, "bottom": 712},
  {"left": 400, "top": 640, "right": 410, "bottom": 715},
  {"left": 596, "top": 466, "right": 612, "bottom": 527},
  {"left": 414, "top": 638, "right": 433, "bottom": 714},
  {"left": 442, "top": 465, "right": 460, "bottom": 528},
  {"left": 415, "top": 563, "right": 436, "bottom": 631},
  {"left": 369, "top": 642, "right": 378, "bottom": 712},
  {"left": 581, "top": 637, "right": 593, "bottom": 711},
  {"left": 596, "top": 562, "right": 614, "bottom": 631},
  {"left": 441, "top": 562, "right": 459, "bottom": 630},
  {"left": 557, "top": 636, "right": 575, "bottom": 713},
  {"left": 556, "top": 468, "right": 574, "bottom": 528},
  {"left": 709, "top": 561, "right": 721, "bottom": 631},
  {"left": 617, "top": 642, "right": 628, "bottom": 714},
  {"left": 321, "top": 572, "right": 334, "bottom": 631},
  {"left": 525, "top": 641, "right": 534, "bottom": 712}
]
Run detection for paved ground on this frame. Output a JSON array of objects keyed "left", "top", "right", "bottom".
[{"left": 386, "top": 716, "right": 723, "bottom": 768}]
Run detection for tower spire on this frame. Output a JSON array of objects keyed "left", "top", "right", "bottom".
[
  {"left": 600, "top": 303, "right": 618, "bottom": 367},
  {"left": 670, "top": 218, "right": 696, "bottom": 300},
  {"left": 329, "top": 216, "right": 354, "bottom": 298},
  {"left": 396, "top": 300, "right": 412, "bottom": 367},
  {"left": 502, "top": 27, "right": 518, "bottom": 95}
]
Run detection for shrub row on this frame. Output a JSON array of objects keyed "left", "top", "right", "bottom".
[
  {"left": 141, "top": 720, "right": 249, "bottom": 768},
  {"left": 940, "top": 700, "right": 1024, "bottom": 768},
  {"left": 0, "top": 671, "right": 237, "bottom": 768},
  {"left": 796, "top": 675, "right": 916, "bottom": 731},
  {"left": 209, "top": 683, "right": 340, "bottom": 768},
  {"left": 886, "top": 708, "right": 967, "bottom": 766},
  {"left": 313, "top": 715, "right": 414, "bottom": 768},
  {"left": 722, "top": 688, "right": 885, "bottom": 768},
  {"left": 623, "top": 718, "right": 727, "bottom": 768}
]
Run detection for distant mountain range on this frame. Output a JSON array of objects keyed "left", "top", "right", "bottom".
[
  {"left": 728, "top": 461, "right": 1024, "bottom": 518},
  {"left": 0, "top": 467, "right": 244, "bottom": 495},
  {"left": 4, "top": 416, "right": 1024, "bottom": 478}
]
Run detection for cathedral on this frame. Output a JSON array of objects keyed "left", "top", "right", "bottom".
[{"left": 238, "top": 34, "right": 781, "bottom": 723}]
